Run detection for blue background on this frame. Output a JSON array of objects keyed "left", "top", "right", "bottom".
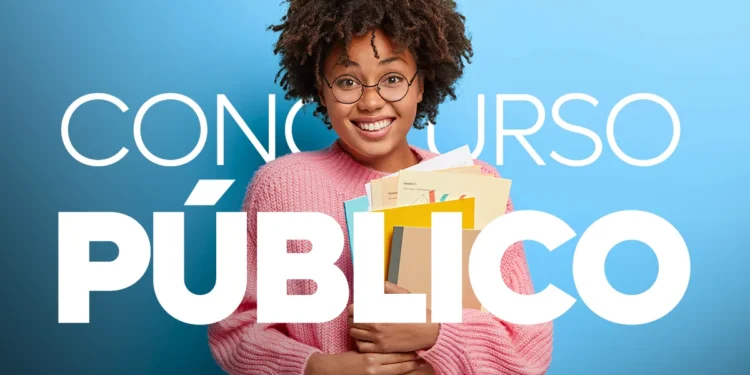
[{"left": 2, "top": 0, "right": 748, "bottom": 373}]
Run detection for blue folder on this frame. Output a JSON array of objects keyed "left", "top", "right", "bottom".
[{"left": 343, "top": 195, "right": 370, "bottom": 261}]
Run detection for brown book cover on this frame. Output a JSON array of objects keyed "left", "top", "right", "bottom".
[{"left": 388, "top": 226, "right": 483, "bottom": 311}]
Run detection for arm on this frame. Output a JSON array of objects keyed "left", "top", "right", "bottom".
[
  {"left": 415, "top": 164, "right": 553, "bottom": 375},
  {"left": 207, "top": 169, "right": 321, "bottom": 375},
  {"left": 416, "top": 235, "right": 553, "bottom": 374}
]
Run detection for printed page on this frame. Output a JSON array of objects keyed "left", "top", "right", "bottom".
[
  {"left": 365, "top": 145, "right": 474, "bottom": 208},
  {"left": 395, "top": 170, "right": 512, "bottom": 228},
  {"left": 370, "top": 165, "right": 481, "bottom": 210}
]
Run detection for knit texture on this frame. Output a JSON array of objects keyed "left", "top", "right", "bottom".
[{"left": 207, "top": 140, "right": 554, "bottom": 374}]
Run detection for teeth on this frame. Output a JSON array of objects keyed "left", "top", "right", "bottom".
[{"left": 356, "top": 119, "right": 392, "bottom": 131}]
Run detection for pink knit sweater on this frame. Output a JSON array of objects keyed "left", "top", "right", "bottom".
[{"left": 208, "top": 140, "right": 553, "bottom": 374}]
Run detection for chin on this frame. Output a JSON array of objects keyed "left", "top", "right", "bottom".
[{"left": 354, "top": 141, "right": 399, "bottom": 160}]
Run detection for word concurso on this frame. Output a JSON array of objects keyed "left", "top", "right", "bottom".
[
  {"left": 61, "top": 92, "right": 679, "bottom": 167},
  {"left": 58, "top": 209, "right": 690, "bottom": 326}
]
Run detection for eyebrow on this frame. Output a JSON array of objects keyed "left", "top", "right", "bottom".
[
  {"left": 378, "top": 56, "right": 406, "bottom": 66},
  {"left": 337, "top": 56, "right": 407, "bottom": 67}
]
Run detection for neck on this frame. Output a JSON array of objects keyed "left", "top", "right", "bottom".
[{"left": 338, "top": 139, "right": 420, "bottom": 174}]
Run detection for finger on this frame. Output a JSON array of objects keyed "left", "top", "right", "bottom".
[
  {"left": 348, "top": 304, "right": 354, "bottom": 316},
  {"left": 376, "top": 359, "right": 422, "bottom": 375},
  {"left": 350, "top": 327, "right": 374, "bottom": 341},
  {"left": 371, "top": 352, "right": 420, "bottom": 364},
  {"left": 349, "top": 321, "right": 376, "bottom": 331},
  {"left": 384, "top": 281, "right": 410, "bottom": 294},
  {"left": 355, "top": 339, "right": 380, "bottom": 353}
]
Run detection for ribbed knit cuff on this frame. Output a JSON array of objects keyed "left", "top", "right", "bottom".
[
  {"left": 416, "top": 323, "right": 468, "bottom": 373},
  {"left": 233, "top": 337, "right": 322, "bottom": 375}
]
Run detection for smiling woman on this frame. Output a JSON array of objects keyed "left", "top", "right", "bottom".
[
  {"left": 317, "top": 29, "right": 424, "bottom": 171},
  {"left": 207, "top": 0, "right": 554, "bottom": 374},
  {"left": 265, "top": 0, "right": 474, "bottom": 173}
]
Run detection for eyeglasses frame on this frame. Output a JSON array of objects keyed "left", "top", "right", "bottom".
[{"left": 321, "top": 69, "right": 420, "bottom": 104}]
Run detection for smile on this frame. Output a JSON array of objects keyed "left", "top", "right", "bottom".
[{"left": 352, "top": 118, "right": 394, "bottom": 132}]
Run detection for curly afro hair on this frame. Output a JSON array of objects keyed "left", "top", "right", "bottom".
[{"left": 267, "top": 0, "right": 473, "bottom": 130}]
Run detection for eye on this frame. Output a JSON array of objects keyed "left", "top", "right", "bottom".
[
  {"left": 380, "top": 74, "right": 405, "bottom": 87},
  {"left": 333, "top": 76, "right": 361, "bottom": 90}
]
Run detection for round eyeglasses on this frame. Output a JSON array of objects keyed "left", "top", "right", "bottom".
[{"left": 322, "top": 70, "right": 419, "bottom": 104}]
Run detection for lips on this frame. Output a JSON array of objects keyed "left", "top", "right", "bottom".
[{"left": 351, "top": 118, "right": 395, "bottom": 132}]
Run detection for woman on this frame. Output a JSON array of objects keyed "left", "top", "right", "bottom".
[{"left": 208, "top": 1, "right": 553, "bottom": 374}]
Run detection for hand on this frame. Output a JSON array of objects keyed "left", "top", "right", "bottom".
[
  {"left": 304, "top": 351, "right": 423, "bottom": 375},
  {"left": 404, "top": 365, "right": 436, "bottom": 375},
  {"left": 348, "top": 282, "right": 440, "bottom": 354}
]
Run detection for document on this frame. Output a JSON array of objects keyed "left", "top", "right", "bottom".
[
  {"left": 369, "top": 165, "right": 481, "bottom": 210},
  {"left": 395, "top": 170, "right": 512, "bottom": 229},
  {"left": 365, "top": 145, "right": 474, "bottom": 209}
]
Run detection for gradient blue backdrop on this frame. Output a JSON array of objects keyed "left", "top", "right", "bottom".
[{"left": 2, "top": 0, "right": 748, "bottom": 373}]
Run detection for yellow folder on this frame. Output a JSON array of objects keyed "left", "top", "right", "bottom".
[{"left": 372, "top": 197, "right": 476, "bottom": 279}]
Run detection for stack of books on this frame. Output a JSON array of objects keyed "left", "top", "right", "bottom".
[{"left": 343, "top": 145, "right": 512, "bottom": 311}]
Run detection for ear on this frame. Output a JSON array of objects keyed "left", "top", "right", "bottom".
[
  {"left": 317, "top": 83, "right": 327, "bottom": 107},
  {"left": 416, "top": 74, "right": 424, "bottom": 103}
]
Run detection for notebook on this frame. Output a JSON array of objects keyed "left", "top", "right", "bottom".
[
  {"left": 371, "top": 198, "right": 475, "bottom": 280},
  {"left": 388, "top": 226, "right": 485, "bottom": 311}
]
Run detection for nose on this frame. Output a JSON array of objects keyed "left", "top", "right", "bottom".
[{"left": 357, "top": 85, "right": 385, "bottom": 112}]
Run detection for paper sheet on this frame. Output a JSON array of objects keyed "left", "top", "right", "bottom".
[
  {"left": 364, "top": 145, "right": 474, "bottom": 209},
  {"left": 395, "top": 170, "right": 512, "bottom": 229},
  {"left": 369, "top": 165, "right": 481, "bottom": 210}
]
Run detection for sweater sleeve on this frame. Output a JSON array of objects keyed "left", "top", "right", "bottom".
[
  {"left": 207, "top": 167, "right": 322, "bottom": 375},
  {"left": 415, "top": 164, "right": 554, "bottom": 375}
]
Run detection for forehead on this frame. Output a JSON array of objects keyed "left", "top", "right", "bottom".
[{"left": 323, "top": 29, "right": 415, "bottom": 71}]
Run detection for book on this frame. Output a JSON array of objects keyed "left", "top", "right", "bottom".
[
  {"left": 388, "top": 226, "right": 485, "bottom": 312},
  {"left": 371, "top": 198, "right": 475, "bottom": 280}
]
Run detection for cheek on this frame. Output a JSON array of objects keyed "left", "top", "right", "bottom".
[
  {"left": 393, "top": 98, "right": 419, "bottom": 123},
  {"left": 326, "top": 102, "right": 354, "bottom": 129},
  {"left": 328, "top": 103, "right": 348, "bottom": 119},
  {"left": 321, "top": 92, "right": 342, "bottom": 118}
]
